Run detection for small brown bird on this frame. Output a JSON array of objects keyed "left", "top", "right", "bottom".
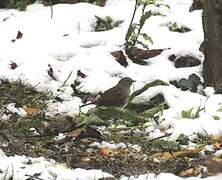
[{"left": 81, "top": 77, "right": 135, "bottom": 107}]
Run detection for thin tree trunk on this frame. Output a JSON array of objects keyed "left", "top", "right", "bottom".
[{"left": 202, "top": 0, "right": 222, "bottom": 93}]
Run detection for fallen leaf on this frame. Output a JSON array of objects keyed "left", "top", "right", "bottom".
[
  {"left": 47, "top": 65, "right": 57, "bottom": 81},
  {"left": 100, "top": 148, "right": 112, "bottom": 156},
  {"left": 168, "top": 54, "right": 177, "bottom": 61},
  {"left": 213, "top": 142, "right": 221, "bottom": 150},
  {"left": 16, "top": 31, "right": 23, "bottom": 39},
  {"left": 151, "top": 152, "right": 172, "bottom": 161},
  {"left": 174, "top": 56, "right": 201, "bottom": 68},
  {"left": 143, "top": 48, "right": 170, "bottom": 59},
  {"left": 211, "top": 135, "right": 222, "bottom": 141},
  {"left": 111, "top": 51, "right": 128, "bottom": 67},
  {"left": 129, "top": 48, "right": 170, "bottom": 60},
  {"left": 179, "top": 167, "right": 201, "bottom": 177},
  {"left": 22, "top": 107, "right": 42, "bottom": 116},
  {"left": 9, "top": 61, "right": 17, "bottom": 70},
  {"left": 77, "top": 70, "right": 87, "bottom": 78},
  {"left": 66, "top": 127, "right": 82, "bottom": 138},
  {"left": 151, "top": 146, "right": 203, "bottom": 161},
  {"left": 66, "top": 125, "right": 102, "bottom": 140}
]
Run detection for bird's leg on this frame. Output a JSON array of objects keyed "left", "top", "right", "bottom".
[{"left": 80, "top": 102, "right": 94, "bottom": 108}]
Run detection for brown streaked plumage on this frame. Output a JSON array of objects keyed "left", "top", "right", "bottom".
[{"left": 81, "top": 77, "right": 135, "bottom": 108}]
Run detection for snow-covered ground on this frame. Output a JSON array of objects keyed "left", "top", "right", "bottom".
[{"left": 1, "top": 0, "right": 222, "bottom": 179}]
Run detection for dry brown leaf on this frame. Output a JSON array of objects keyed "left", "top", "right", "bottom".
[
  {"left": 47, "top": 65, "right": 57, "bottom": 81},
  {"left": 179, "top": 167, "right": 201, "bottom": 177},
  {"left": 66, "top": 128, "right": 83, "bottom": 138},
  {"left": 100, "top": 148, "right": 112, "bottom": 156},
  {"left": 211, "top": 135, "right": 222, "bottom": 141},
  {"left": 151, "top": 147, "right": 203, "bottom": 161},
  {"left": 111, "top": 51, "right": 128, "bottom": 67},
  {"left": 213, "top": 142, "right": 221, "bottom": 150},
  {"left": 16, "top": 31, "right": 23, "bottom": 39},
  {"left": 66, "top": 125, "right": 102, "bottom": 140},
  {"left": 173, "top": 146, "right": 204, "bottom": 158},
  {"left": 77, "top": 70, "right": 87, "bottom": 78},
  {"left": 130, "top": 48, "right": 170, "bottom": 60},
  {"left": 151, "top": 152, "right": 173, "bottom": 161},
  {"left": 23, "top": 107, "right": 42, "bottom": 116},
  {"left": 11, "top": 31, "right": 23, "bottom": 42},
  {"left": 9, "top": 61, "right": 17, "bottom": 70}
]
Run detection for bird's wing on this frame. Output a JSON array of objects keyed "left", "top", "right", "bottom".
[{"left": 95, "top": 86, "right": 128, "bottom": 107}]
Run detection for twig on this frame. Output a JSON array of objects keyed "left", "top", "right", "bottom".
[
  {"left": 80, "top": 102, "right": 94, "bottom": 108},
  {"left": 202, "top": 128, "right": 210, "bottom": 136},
  {"left": 50, "top": 0, "right": 53, "bottom": 19},
  {"left": 106, "top": 124, "right": 146, "bottom": 132},
  {"left": 127, "top": 0, "right": 138, "bottom": 36},
  {"left": 149, "top": 133, "right": 172, "bottom": 142},
  {"left": 125, "top": 0, "right": 139, "bottom": 50},
  {"left": 153, "top": 116, "right": 159, "bottom": 125},
  {"left": 25, "top": 174, "right": 45, "bottom": 180},
  {"left": 60, "top": 71, "right": 73, "bottom": 89},
  {"left": 3, "top": 166, "right": 10, "bottom": 180}
]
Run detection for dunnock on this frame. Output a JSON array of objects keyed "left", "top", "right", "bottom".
[{"left": 82, "top": 77, "right": 135, "bottom": 107}]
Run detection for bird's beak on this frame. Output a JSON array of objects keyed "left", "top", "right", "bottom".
[{"left": 132, "top": 80, "right": 136, "bottom": 82}]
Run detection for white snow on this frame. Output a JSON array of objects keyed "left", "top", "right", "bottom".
[
  {"left": 1, "top": 0, "right": 222, "bottom": 179},
  {"left": 0, "top": 150, "right": 113, "bottom": 180}
]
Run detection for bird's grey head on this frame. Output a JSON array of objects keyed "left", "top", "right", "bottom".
[{"left": 117, "top": 77, "right": 135, "bottom": 88}]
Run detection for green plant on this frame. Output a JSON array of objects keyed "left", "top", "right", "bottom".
[
  {"left": 212, "top": 115, "right": 220, "bottom": 120},
  {"left": 217, "top": 106, "right": 222, "bottom": 112},
  {"left": 95, "top": 16, "right": 123, "bottom": 32},
  {"left": 176, "top": 134, "right": 189, "bottom": 145},
  {"left": 127, "top": 79, "right": 168, "bottom": 103},
  {"left": 57, "top": 70, "right": 73, "bottom": 91},
  {"left": 0, "top": 80, "right": 51, "bottom": 110},
  {"left": 125, "top": 0, "right": 168, "bottom": 53},
  {"left": 170, "top": 73, "right": 201, "bottom": 92},
  {"left": 168, "top": 22, "right": 191, "bottom": 33},
  {"left": 80, "top": 0, "right": 105, "bottom": 6},
  {"left": 4, "top": 0, "right": 28, "bottom": 11},
  {"left": 181, "top": 106, "right": 204, "bottom": 119}
]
